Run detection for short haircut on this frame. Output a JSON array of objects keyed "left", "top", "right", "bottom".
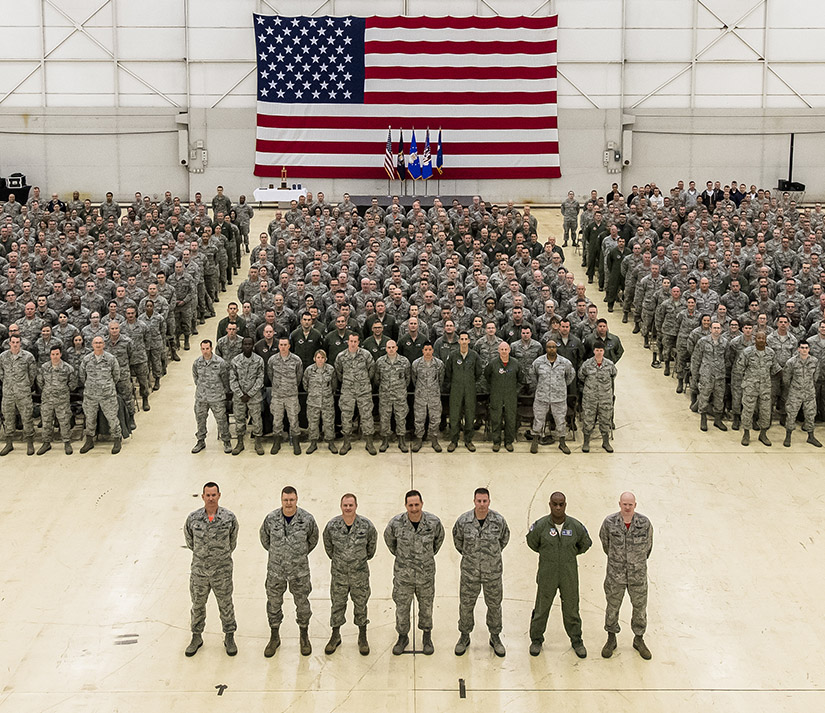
[
  {"left": 340, "top": 492, "right": 358, "bottom": 505},
  {"left": 203, "top": 481, "right": 220, "bottom": 493},
  {"left": 405, "top": 489, "right": 422, "bottom": 504},
  {"left": 200, "top": 339, "right": 212, "bottom": 348},
  {"left": 474, "top": 487, "right": 490, "bottom": 497},
  {"left": 282, "top": 485, "right": 297, "bottom": 496}
]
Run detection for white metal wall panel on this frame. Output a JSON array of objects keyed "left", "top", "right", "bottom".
[{"left": 117, "top": 28, "right": 185, "bottom": 60}]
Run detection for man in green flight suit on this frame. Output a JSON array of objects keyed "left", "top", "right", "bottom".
[
  {"left": 527, "top": 491, "right": 592, "bottom": 658},
  {"left": 484, "top": 341, "right": 521, "bottom": 451},
  {"left": 445, "top": 331, "right": 482, "bottom": 452}
]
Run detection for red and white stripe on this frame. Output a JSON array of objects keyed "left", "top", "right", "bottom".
[{"left": 255, "top": 15, "right": 559, "bottom": 180}]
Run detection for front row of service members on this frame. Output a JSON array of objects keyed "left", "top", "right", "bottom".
[
  {"left": 184, "top": 485, "right": 653, "bottom": 661},
  {"left": 191, "top": 331, "right": 618, "bottom": 457}
]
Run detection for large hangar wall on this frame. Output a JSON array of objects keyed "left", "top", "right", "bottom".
[{"left": 1, "top": 0, "right": 824, "bottom": 202}]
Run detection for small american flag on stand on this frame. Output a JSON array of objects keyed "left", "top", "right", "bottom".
[
  {"left": 383, "top": 127, "right": 397, "bottom": 179},
  {"left": 253, "top": 14, "right": 559, "bottom": 180}
]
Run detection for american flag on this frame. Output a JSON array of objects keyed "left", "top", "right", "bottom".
[{"left": 253, "top": 14, "right": 560, "bottom": 180}]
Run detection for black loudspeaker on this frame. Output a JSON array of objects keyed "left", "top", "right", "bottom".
[
  {"left": 778, "top": 179, "right": 805, "bottom": 192},
  {"left": 6, "top": 173, "right": 25, "bottom": 189}
]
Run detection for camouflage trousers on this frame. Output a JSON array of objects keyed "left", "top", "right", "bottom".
[
  {"left": 83, "top": 393, "right": 121, "bottom": 438},
  {"left": 393, "top": 576, "right": 435, "bottom": 634},
  {"left": 731, "top": 373, "right": 744, "bottom": 414},
  {"left": 582, "top": 396, "right": 613, "bottom": 436},
  {"left": 696, "top": 376, "right": 725, "bottom": 414},
  {"left": 1, "top": 393, "right": 34, "bottom": 439},
  {"left": 173, "top": 303, "right": 193, "bottom": 337},
  {"left": 204, "top": 271, "right": 219, "bottom": 302},
  {"left": 41, "top": 393, "right": 72, "bottom": 442},
  {"left": 532, "top": 399, "right": 567, "bottom": 438},
  {"left": 785, "top": 392, "right": 817, "bottom": 432},
  {"left": 270, "top": 393, "right": 300, "bottom": 437},
  {"left": 340, "top": 390, "right": 375, "bottom": 436},
  {"left": 414, "top": 390, "right": 441, "bottom": 439},
  {"left": 329, "top": 568, "right": 371, "bottom": 628},
  {"left": 146, "top": 346, "right": 163, "bottom": 379},
  {"left": 307, "top": 402, "right": 335, "bottom": 440},
  {"left": 194, "top": 397, "right": 230, "bottom": 442},
  {"left": 563, "top": 218, "right": 577, "bottom": 245},
  {"left": 741, "top": 383, "right": 771, "bottom": 429},
  {"left": 661, "top": 334, "right": 677, "bottom": 363},
  {"left": 675, "top": 343, "right": 691, "bottom": 378},
  {"left": 266, "top": 573, "right": 312, "bottom": 628},
  {"left": 131, "top": 362, "right": 150, "bottom": 399},
  {"left": 458, "top": 574, "right": 503, "bottom": 635},
  {"left": 190, "top": 567, "right": 236, "bottom": 634},
  {"left": 379, "top": 393, "right": 408, "bottom": 436},
  {"left": 233, "top": 397, "right": 262, "bottom": 438},
  {"left": 604, "top": 577, "right": 647, "bottom": 636},
  {"left": 529, "top": 578, "right": 582, "bottom": 644}
]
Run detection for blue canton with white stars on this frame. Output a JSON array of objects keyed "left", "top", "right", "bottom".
[{"left": 254, "top": 15, "right": 366, "bottom": 104}]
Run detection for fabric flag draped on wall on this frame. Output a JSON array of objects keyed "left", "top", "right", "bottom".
[{"left": 253, "top": 14, "right": 560, "bottom": 180}]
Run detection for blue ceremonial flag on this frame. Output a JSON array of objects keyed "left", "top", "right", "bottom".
[
  {"left": 436, "top": 128, "right": 443, "bottom": 174},
  {"left": 421, "top": 129, "right": 433, "bottom": 180},
  {"left": 408, "top": 129, "right": 422, "bottom": 180}
]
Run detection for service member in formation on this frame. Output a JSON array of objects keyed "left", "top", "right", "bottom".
[
  {"left": 452, "top": 488, "right": 510, "bottom": 657},
  {"left": 260, "top": 486, "right": 318, "bottom": 657},
  {"left": 322, "top": 493, "right": 378, "bottom": 656},
  {"left": 599, "top": 492, "right": 653, "bottom": 660},
  {"left": 184, "top": 481, "right": 239, "bottom": 657},
  {"left": 384, "top": 490, "right": 444, "bottom": 656},
  {"left": 527, "top": 491, "right": 592, "bottom": 658}
]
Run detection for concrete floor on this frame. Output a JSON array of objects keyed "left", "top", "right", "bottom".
[{"left": 2, "top": 207, "right": 824, "bottom": 712}]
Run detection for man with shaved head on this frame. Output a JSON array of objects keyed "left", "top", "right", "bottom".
[
  {"left": 599, "top": 492, "right": 653, "bottom": 660},
  {"left": 526, "top": 491, "right": 592, "bottom": 658}
]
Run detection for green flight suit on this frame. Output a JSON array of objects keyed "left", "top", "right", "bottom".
[
  {"left": 527, "top": 514, "right": 592, "bottom": 645},
  {"left": 445, "top": 348, "right": 482, "bottom": 444},
  {"left": 484, "top": 356, "right": 521, "bottom": 446}
]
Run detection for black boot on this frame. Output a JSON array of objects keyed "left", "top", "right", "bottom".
[
  {"left": 37, "top": 442, "right": 51, "bottom": 456},
  {"left": 632, "top": 322, "right": 641, "bottom": 334},
  {"left": 358, "top": 625, "right": 370, "bottom": 655},
  {"left": 663, "top": 360, "right": 670, "bottom": 376},
  {"left": 327, "top": 439, "right": 338, "bottom": 454},
  {"left": 758, "top": 429, "right": 772, "bottom": 446},
  {"left": 270, "top": 436, "right": 281, "bottom": 455},
  {"left": 700, "top": 413, "right": 708, "bottom": 431},
  {"left": 714, "top": 414, "right": 727, "bottom": 431},
  {"left": 324, "top": 627, "right": 341, "bottom": 655},
  {"left": 808, "top": 432, "right": 823, "bottom": 447},
  {"left": 292, "top": 435, "right": 301, "bottom": 455},
  {"left": 732, "top": 414, "right": 741, "bottom": 430},
  {"left": 398, "top": 436, "right": 408, "bottom": 452},
  {"left": 264, "top": 628, "right": 280, "bottom": 657},
  {"left": 111, "top": 437, "right": 122, "bottom": 454},
  {"left": 784, "top": 429, "right": 792, "bottom": 447},
  {"left": 364, "top": 436, "right": 377, "bottom": 456},
  {"left": 80, "top": 435, "right": 95, "bottom": 453},
  {"left": 232, "top": 437, "right": 244, "bottom": 455},
  {"left": 339, "top": 437, "right": 351, "bottom": 455},
  {"left": 255, "top": 437, "right": 264, "bottom": 455},
  {"left": 299, "top": 627, "right": 312, "bottom": 656},
  {"left": 306, "top": 440, "right": 318, "bottom": 454},
  {"left": 741, "top": 429, "right": 750, "bottom": 446},
  {"left": 601, "top": 632, "right": 617, "bottom": 658},
  {"left": 582, "top": 432, "right": 590, "bottom": 453},
  {"left": 558, "top": 438, "right": 570, "bottom": 455},
  {"left": 602, "top": 434, "right": 613, "bottom": 453},
  {"left": 379, "top": 436, "right": 390, "bottom": 452},
  {"left": 676, "top": 378, "right": 684, "bottom": 393}
]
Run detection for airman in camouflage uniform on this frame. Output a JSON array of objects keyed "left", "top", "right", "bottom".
[
  {"left": 302, "top": 349, "right": 338, "bottom": 453},
  {"left": 530, "top": 341, "right": 576, "bottom": 455},
  {"left": 452, "top": 488, "right": 510, "bottom": 657},
  {"left": 599, "top": 492, "right": 653, "bottom": 661},
  {"left": 738, "top": 331, "right": 781, "bottom": 446},
  {"left": 122, "top": 308, "right": 151, "bottom": 412},
  {"left": 726, "top": 323, "right": 754, "bottom": 430},
  {"left": 268, "top": 337, "right": 304, "bottom": 455},
  {"left": 229, "top": 337, "right": 265, "bottom": 455},
  {"left": 169, "top": 261, "right": 196, "bottom": 350},
  {"left": 560, "top": 191, "right": 580, "bottom": 247},
  {"left": 674, "top": 297, "right": 700, "bottom": 392},
  {"left": 36, "top": 345, "right": 77, "bottom": 455},
  {"left": 79, "top": 336, "right": 123, "bottom": 454},
  {"left": 184, "top": 482, "right": 239, "bottom": 657},
  {"left": 191, "top": 339, "right": 231, "bottom": 454},
  {"left": 782, "top": 342, "right": 822, "bottom": 447},
  {"left": 260, "top": 486, "right": 319, "bottom": 657},
  {"left": 411, "top": 346, "right": 444, "bottom": 452},
  {"left": 385, "top": 490, "right": 444, "bottom": 656},
  {"left": 579, "top": 343, "right": 617, "bottom": 453},
  {"left": 139, "top": 301, "right": 166, "bottom": 389},
  {"left": 375, "top": 340, "right": 410, "bottom": 452},
  {"left": 0, "top": 335, "right": 37, "bottom": 455},
  {"left": 104, "top": 322, "right": 137, "bottom": 429},
  {"left": 691, "top": 322, "right": 728, "bottom": 431},
  {"left": 655, "top": 286, "right": 684, "bottom": 376},
  {"left": 335, "top": 334, "right": 376, "bottom": 455},
  {"left": 322, "top": 493, "right": 378, "bottom": 656}
]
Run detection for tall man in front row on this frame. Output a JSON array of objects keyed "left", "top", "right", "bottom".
[
  {"left": 260, "top": 486, "right": 318, "bottom": 657},
  {"left": 599, "top": 491, "right": 653, "bottom": 660},
  {"left": 322, "top": 493, "right": 378, "bottom": 656},
  {"left": 527, "top": 491, "right": 591, "bottom": 658},
  {"left": 191, "top": 339, "right": 232, "bottom": 454},
  {"left": 184, "top": 481, "right": 239, "bottom": 657},
  {"left": 79, "top": 335, "right": 123, "bottom": 454},
  {"left": 452, "top": 488, "right": 510, "bottom": 657},
  {"left": 384, "top": 490, "right": 444, "bottom": 656}
]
